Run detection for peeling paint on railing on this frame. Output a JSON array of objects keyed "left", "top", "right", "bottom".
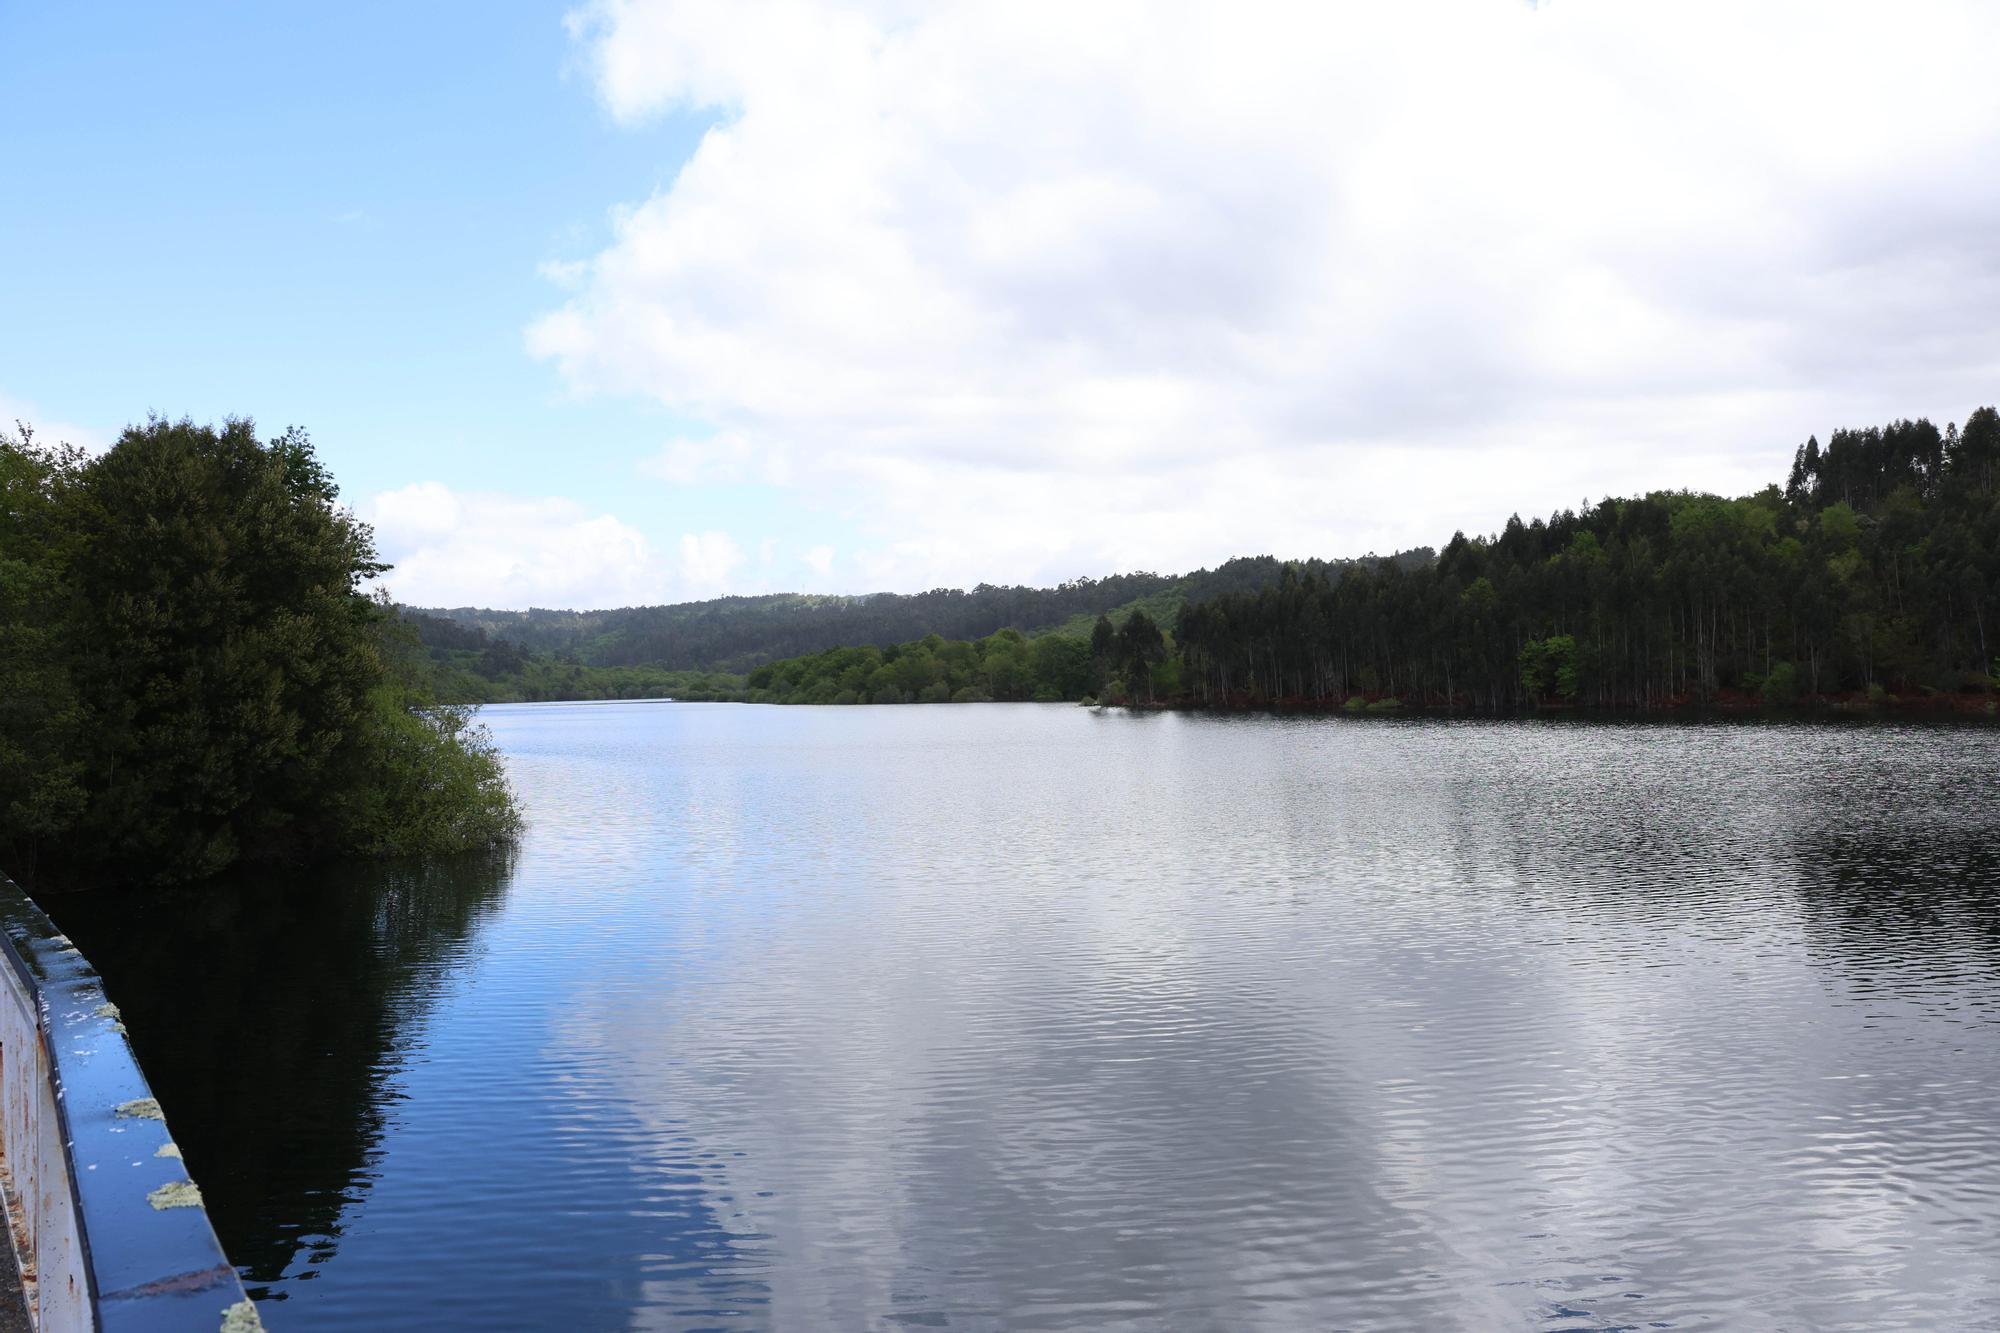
[{"left": 0, "top": 876, "right": 257, "bottom": 1332}]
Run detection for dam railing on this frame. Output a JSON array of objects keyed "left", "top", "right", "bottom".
[{"left": 0, "top": 876, "right": 255, "bottom": 1331}]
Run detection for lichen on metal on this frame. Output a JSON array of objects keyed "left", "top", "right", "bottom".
[
  {"left": 147, "top": 1180, "right": 203, "bottom": 1210},
  {"left": 219, "top": 1297, "right": 265, "bottom": 1331},
  {"left": 1, "top": 873, "right": 255, "bottom": 1326}
]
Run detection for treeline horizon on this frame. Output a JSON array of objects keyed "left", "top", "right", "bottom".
[
  {"left": 414, "top": 406, "right": 2000, "bottom": 718},
  {"left": 419, "top": 575, "right": 1182, "bottom": 672},
  {"left": 401, "top": 404, "right": 2000, "bottom": 715},
  {"left": 740, "top": 610, "right": 1177, "bottom": 706},
  {"left": 1180, "top": 406, "right": 2000, "bottom": 711},
  {"left": 411, "top": 551, "right": 1431, "bottom": 678}
]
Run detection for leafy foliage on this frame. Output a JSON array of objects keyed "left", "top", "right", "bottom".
[
  {"left": 329, "top": 691, "right": 521, "bottom": 856},
  {"left": 0, "top": 418, "right": 519, "bottom": 887},
  {"left": 414, "top": 552, "right": 1433, "bottom": 678},
  {"left": 1519, "top": 635, "right": 1579, "bottom": 702},
  {"left": 421, "top": 574, "right": 1184, "bottom": 672},
  {"left": 389, "top": 609, "right": 747, "bottom": 704},
  {"left": 1178, "top": 406, "right": 2000, "bottom": 710},
  {"left": 742, "top": 624, "right": 1149, "bottom": 705},
  {"left": 0, "top": 427, "right": 87, "bottom": 875}
]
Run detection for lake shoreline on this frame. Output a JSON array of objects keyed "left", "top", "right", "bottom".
[
  {"left": 446, "top": 689, "right": 2000, "bottom": 720},
  {"left": 1108, "top": 688, "right": 2000, "bottom": 720}
]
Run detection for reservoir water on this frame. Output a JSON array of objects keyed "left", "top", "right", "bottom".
[{"left": 51, "top": 703, "right": 2000, "bottom": 1329}]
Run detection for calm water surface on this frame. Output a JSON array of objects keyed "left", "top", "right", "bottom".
[{"left": 52, "top": 704, "right": 2000, "bottom": 1330}]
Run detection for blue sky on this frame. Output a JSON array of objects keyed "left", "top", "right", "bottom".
[
  {"left": 2, "top": 2, "right": 845, "bottom": 603},
  {"left": 6, "top": 2, "right": 1998, "bottom": 608},
  {"left": 1, "top": 3, "right": 685, "bottom": 486}
]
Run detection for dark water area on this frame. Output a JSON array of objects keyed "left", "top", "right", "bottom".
[{"left": 48, "top": 704, "right": 2000, "bottom": 1330}]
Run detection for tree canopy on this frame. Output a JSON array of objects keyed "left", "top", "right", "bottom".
[
  {"left": 1178, "top": 406, "right": 2000, "bottom": 711},
  {"left": 413, "top": 551, "right": 1431, "bottom": 677},
  {"left": 1, "top": 417, "right": 519, "bottom": 887}
]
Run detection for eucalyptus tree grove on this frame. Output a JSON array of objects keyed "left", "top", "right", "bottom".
[{"left": 1177, "top": 407, "right": 2000, "bottom": 710}]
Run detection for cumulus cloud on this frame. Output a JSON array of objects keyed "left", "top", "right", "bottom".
[
  {"left": 0, "top": 391, "right": 113, "bottom": 455},
  {"left": 366, "top": 483, "right": 760, "bottom": 609},
  {"left": 638, "top": 428, "right": 791, "bottom": 485},
  {"left": 532, "top": 0, "right": 2000, "bottom": 591},
  {"left": 677, "top": 529, "right": 746, "bottom": 592}
]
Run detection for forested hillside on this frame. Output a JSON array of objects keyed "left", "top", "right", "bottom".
[
  {"left": 742, "top": 610, "right": 1177, "bottom": 706},
  {"left": 421, "top": 573, "right": 1178, "bottom": 671},
  {"left": 1179, "top": 408, "right": 2000, "bottom": 711},
  {"left": 407, "top": 407, "right": 2000, "bottom": 716},
  {"left": 416, "top": 552, "right": 1431, "bottom": 678},
  {"left": 390, "top": 610, "right": 745, "bottom": 703}
]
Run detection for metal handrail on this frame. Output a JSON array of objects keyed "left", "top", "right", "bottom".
[{"left": 0, "top": 877, "right": 256, "bottom": 1332}]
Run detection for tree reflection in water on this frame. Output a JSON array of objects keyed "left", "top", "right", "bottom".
[{"left": 48, "top": 850, "right": 515, "bottom": 1299}]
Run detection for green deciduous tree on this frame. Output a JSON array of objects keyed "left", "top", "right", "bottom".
[
  {"left": 0, "top": 426, "right": 87, "bottom": 877},
  {"left": 1, "top": 417, "right": 519, "bottom": 887}
]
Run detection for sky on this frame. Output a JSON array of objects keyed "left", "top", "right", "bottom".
[{"left": 4, "top": 1, "right": 1999, "bottom": 610}]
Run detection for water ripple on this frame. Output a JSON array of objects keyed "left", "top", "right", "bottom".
[{"left": 54, "top": 706, "right": 2000, "bottom": 1330}]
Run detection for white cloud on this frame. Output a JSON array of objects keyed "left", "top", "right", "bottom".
[
  {"left": 366, "top": 483, "right": 760, "bottom": 609},
  {"left": 369, "top": 479, "right": 462, "bottom": 536},
  {"left": 0, "top": 391, "right": 113, "bottom": 456},
  {"left": 677, "top": 529, "right": 746, "bottom": 593},
  {"left": 803, "top": 544, "right": 835, "bottom": 577},
  {"left": 637, "top": 428, "right": 791, "bottom": 485},
  {"left": 533, "top": 0, "right": 2000, "bottom": 591}
]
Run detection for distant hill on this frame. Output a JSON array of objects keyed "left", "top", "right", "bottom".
[
  {"left": 411, "top": 551, "right": 1433, "bottom": 674},
  {"left": 387, "top": 609, "right": 746, "bottom": 705}
]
